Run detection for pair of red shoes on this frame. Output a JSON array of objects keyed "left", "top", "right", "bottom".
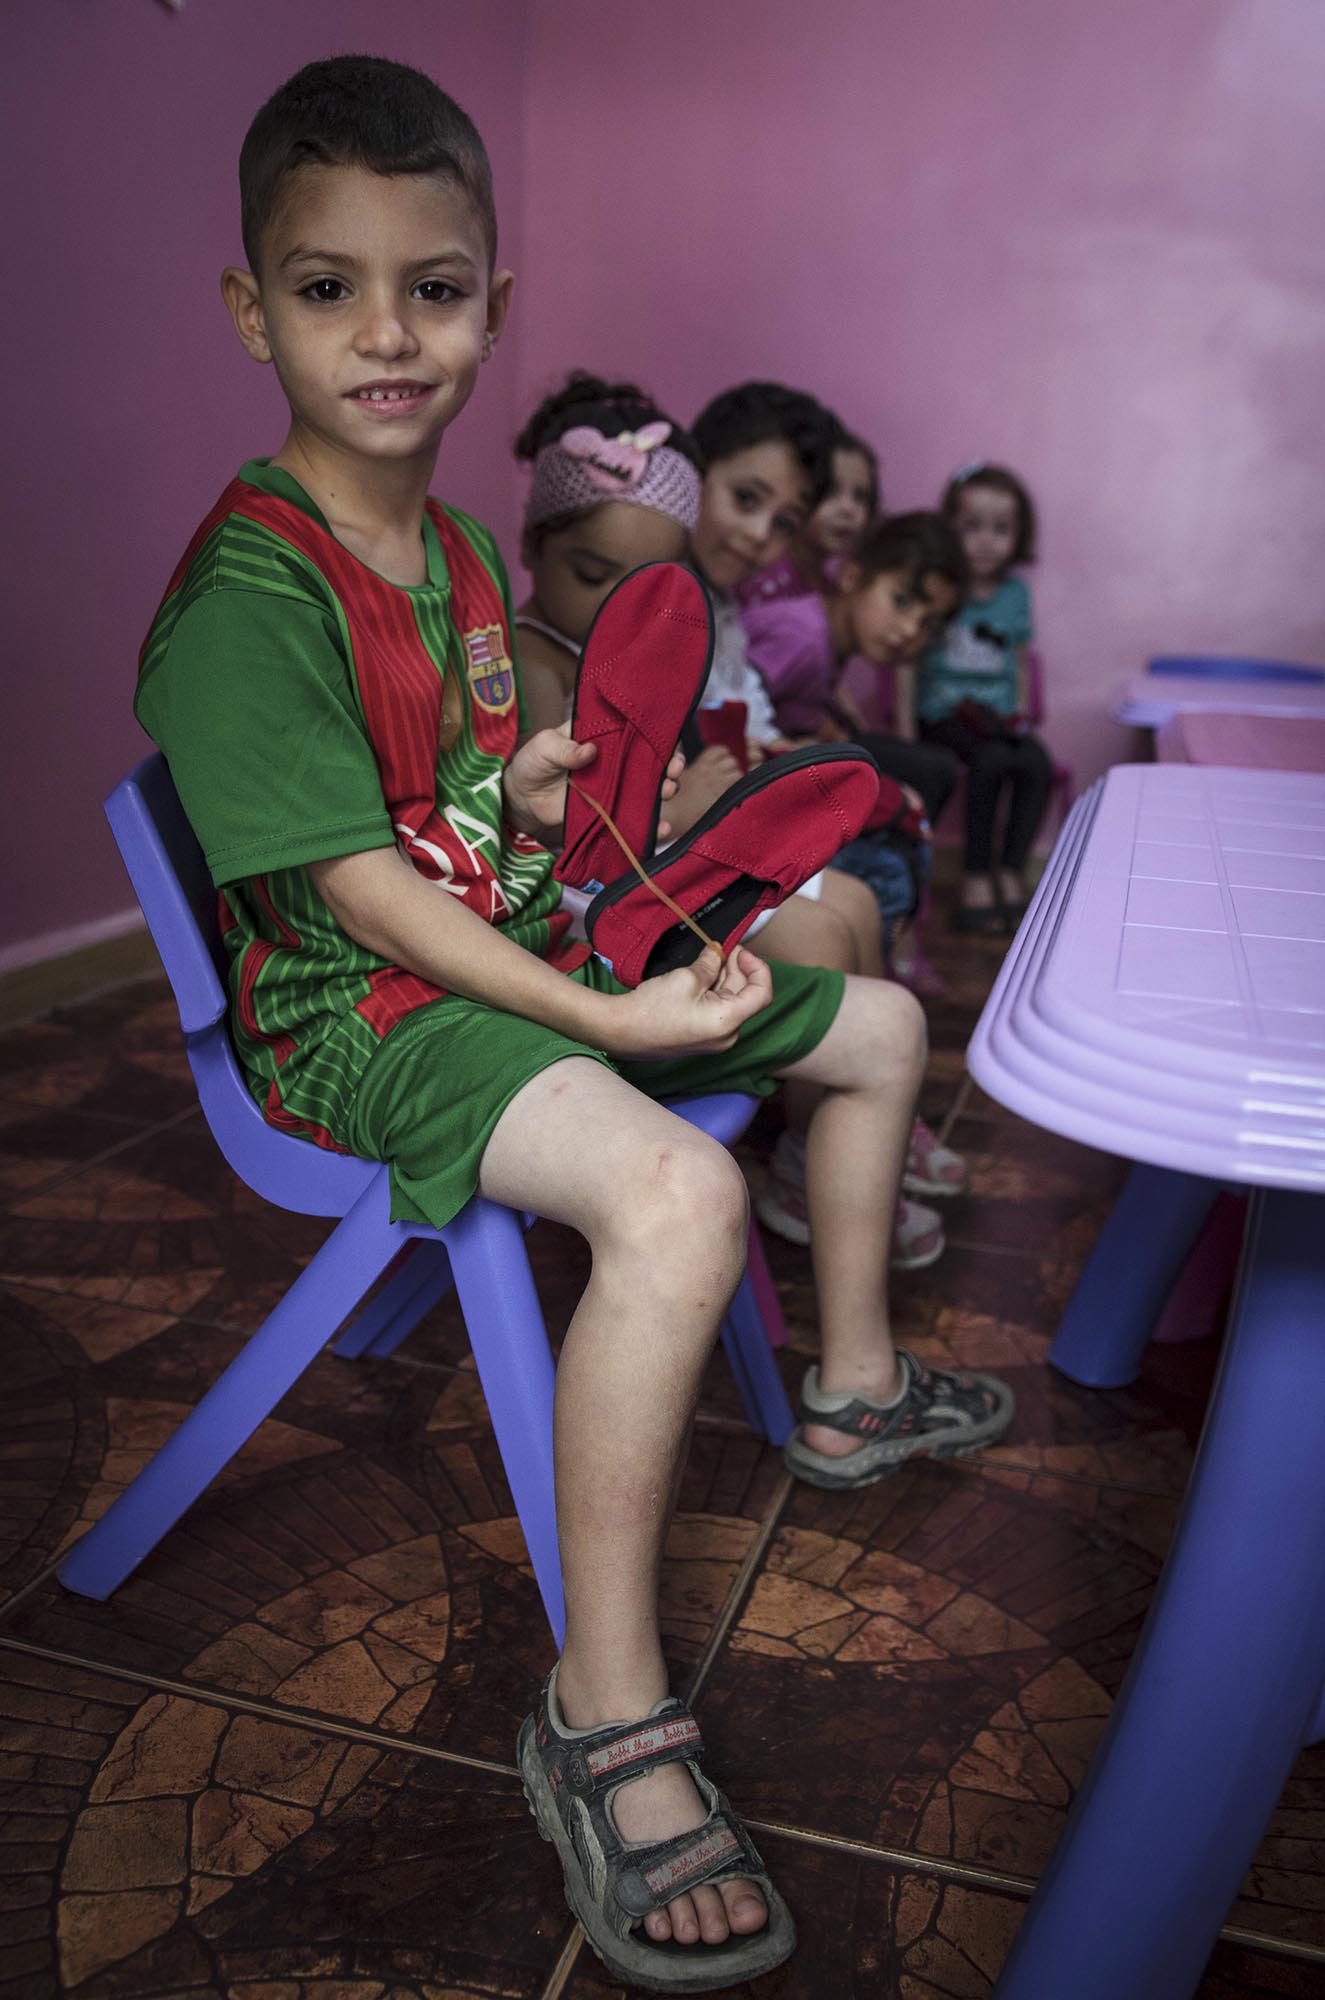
[{"left": 552, "top": 564, "right": 885, "bottom": 986}]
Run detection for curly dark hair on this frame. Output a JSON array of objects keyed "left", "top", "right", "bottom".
[
  {"left": 515, "top": 370, "right": 700, "bottom": 467},
  {"left": 516, "top": 371, "right": 699, "bottom": 548},
  {"left": 854, "top": 511, "right": 970, "bottom": 604},
  {"left": 940, "top": 462, "right": 1037, "bottom": 566},
  {"left": 691, "top": 382, "right": 839, "bottom": 508},
  {"left": 239, "top": 55, "right": 496, "bottom": 272}
]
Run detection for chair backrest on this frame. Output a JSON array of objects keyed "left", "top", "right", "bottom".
[
  {"left": 1146, "top": 655, "right": 1325, "bottom": 685},
  {"left": 104, "top": 753, "right": 377, "bottom": 1218},
  {"left": 104, "top": 755, "right": 228, "bottom": 1037}
]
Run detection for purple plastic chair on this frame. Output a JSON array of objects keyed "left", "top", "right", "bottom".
[
  {"left": 1024, "top": 647, "right": 1074, "bottom": 834},
  {"left": 57, "top": 755, "right": 794, "bottom": 1644}
]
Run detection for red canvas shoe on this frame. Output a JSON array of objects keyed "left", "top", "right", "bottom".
[
  {"left": 554, "top": 562, "right": 713, "bottom": 892},
  {"left": 585, "top": 745, "right": 881, "bottom": 986}
]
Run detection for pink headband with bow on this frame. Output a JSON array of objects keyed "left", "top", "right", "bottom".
[{"left": 525, "top": 421, "right": 702, "bottom": 533}]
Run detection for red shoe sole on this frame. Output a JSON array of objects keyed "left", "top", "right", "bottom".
[{"left": 554, "top": 562, "right": 713, "bottom": 891}]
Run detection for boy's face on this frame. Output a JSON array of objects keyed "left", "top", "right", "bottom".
[
  {"left": 223, "top": 164, "right": 511, "bottom": 471},
  {"left": 525, "top": 502, "right": 688, "bottom": 646},
  {"left": 806, "top": 447, "right": 874, "bottom": 557},
  {"left": 953, "top": 484, "right": 1018, "bottom": 582},
  {"left": 690, "top": 441, "right": 811, "bottom": 592},
  {"left": 846, "top": 566, "right": 958, "bottom": 665}
]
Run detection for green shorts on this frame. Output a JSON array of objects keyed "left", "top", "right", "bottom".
[{"left": 345, "top": 956, "right": 845, "bottom": 1230}]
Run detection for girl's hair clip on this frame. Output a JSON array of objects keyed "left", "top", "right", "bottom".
[
  {"left": 559, "top": 423, "right": 673, "bottom": 494},
  {"left": 951, "top": 460, "right": 989, "bottom": 485}
]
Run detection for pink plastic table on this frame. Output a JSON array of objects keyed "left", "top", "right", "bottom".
[
  {"left": 968, "top": 763, "right": 1325, "bottom": 2000},
  {"left": 1157, "top": 709, "right": 1325, "bottom": 772},
  {"left": 1112, "top": 672, "right": 1325, "bottom": 730}
]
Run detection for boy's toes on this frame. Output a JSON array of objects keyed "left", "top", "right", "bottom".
[
  {"left": 643, "top": 1904, "right": 675, "bottom": 1942},
  {"left": 722, "top": 1875, "right": 769, "bottom": 1935},
  {"left": 691, "top": 1882, "right": 731, "bottom": 1943}
]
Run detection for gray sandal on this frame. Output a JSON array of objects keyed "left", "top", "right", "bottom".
[
  {"left": 518, "top": 1665, "right": 796, "bottom": 1992},
  {"left": 784, "top": 1348, "right": 1016, "bottom": 1489}
]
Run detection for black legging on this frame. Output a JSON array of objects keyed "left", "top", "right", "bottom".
[
  {"left": 853, "top": 732, "right": 962, "bottom": 825},
  {"left": 919, "top": 719, "right": 1053, "bottom": 872}
]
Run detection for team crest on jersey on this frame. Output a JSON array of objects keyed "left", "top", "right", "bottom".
[{"left": 463, "top": 624, "right": 515, "bottom": 714}]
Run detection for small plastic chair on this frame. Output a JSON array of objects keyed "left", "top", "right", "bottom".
[
  {"left": 57, "top": 755, "right": 794, "bottom": 1644},
  {"left": 1023, "top": 648, "right": 1074, "bottom": 834},
  {"left": 1146, "top": 654, "right": 1325, "bottom": 684}
]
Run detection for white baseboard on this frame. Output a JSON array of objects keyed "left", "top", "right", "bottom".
[{"left": 0, "top": 906, "right": 146, "bottom": 978}]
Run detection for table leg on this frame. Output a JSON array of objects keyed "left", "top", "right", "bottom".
[
  {"left": 1049, "top": 1162, "right": 1220, "bottom": 1386},
  {"left": 995, "top": 1189, "right": 1325, "bottom": 2000}
]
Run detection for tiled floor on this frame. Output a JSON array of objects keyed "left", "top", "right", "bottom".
[{"left": 2, "top": 930, "right": 1323, "bottom": 1998}]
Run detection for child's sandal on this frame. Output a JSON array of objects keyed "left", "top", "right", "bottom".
[
  {"left": 784, "top": 1350, "right": 1016, "bottom": 1490},
  {"left": 518, "top": 1667, "right": 797, "bottom": 1993}
]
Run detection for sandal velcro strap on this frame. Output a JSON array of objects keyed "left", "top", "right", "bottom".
[
  {"left": 537, "top": 1702, "right": 705, "bottom": 1801},
  {"left": 613, "top": 1807, "right": 764, "bottom": 1920}
]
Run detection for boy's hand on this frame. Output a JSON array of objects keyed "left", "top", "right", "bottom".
[
  {"left": 594, "top": 946, "right": 773, "bottom": 1059},
  {"left": 505, "top": 726, "right": 686, "bottom": 845}
]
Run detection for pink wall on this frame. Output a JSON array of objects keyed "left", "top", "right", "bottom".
[
  {"left": 10, "top": 1, "right": 1325, "bottom": 964},
  {"left": 516, "top": 0, "right": 1325, "bottom": 797},
  {"left": 3, "top": 0, "right": 528, "bottom": 964}
]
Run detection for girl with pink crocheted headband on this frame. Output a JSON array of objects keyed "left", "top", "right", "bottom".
[{"left": 514, "top": 372, "right": 704, "bottom": 733}]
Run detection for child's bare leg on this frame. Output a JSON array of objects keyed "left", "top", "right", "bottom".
[
  {"left": 748, "top": 891, "right": 859, "bottom": 1139},
  {"left": 777, "top": 975, "right": 928, "bottom": 1455},
  {"left": 819, "top": 867, "right": 885, "bottom": 978},
  {"left": 478, "top": 1057, "right": 766, "bottom": 1947}
]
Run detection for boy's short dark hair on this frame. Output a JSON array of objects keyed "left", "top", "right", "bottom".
[
  {"left": 239, "top": 55, "right": 497, "bottom": 273},
  {"left": 691, "top": 382, "right": 838, "bottom": 508},
  {"left": 941, "top": 462, "right": 1037, "bottom": 565},
  {"left": 855, "top": 511, "right": 970, "bottom": 605}
]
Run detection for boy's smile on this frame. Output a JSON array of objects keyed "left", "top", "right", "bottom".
[{"left": 223, "top": 164, "right": 510, "bottom": 481}]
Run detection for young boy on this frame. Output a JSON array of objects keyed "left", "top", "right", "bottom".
[{"left": 135, "top": 56, "right": 1014, "bottom": 1991}]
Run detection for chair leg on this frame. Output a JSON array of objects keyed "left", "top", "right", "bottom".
[
  {"left": 720, "top": 1270, "right": 796, "bottom": 1446},
  {"left": 334, "top": 1239, "right": 452, "bottom": 1358},
  {"left": 995, "top": 1191, "right": 1325, "bottom": 2000},
  {"left": 744, "top": 1219, "right": 788, "bottom": 1349},
  {"left": 362, "top": 1245, "right": 456, "bottom": 1358},
  {"left": 59, "top": 1173, "right": 403, "bottom": 1600},
  {"left": 443, "top": 1196, "right": 565, "bottom": 1646},
  {"left": 1049, "top": 1163, "right": 1220, "bottom": 1386}
]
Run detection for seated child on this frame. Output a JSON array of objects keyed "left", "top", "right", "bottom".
[
  {"left": 918, "top": 463, "right": 1054, "bottom": 933},
  {"left": 737, "top": 505, "right": 963, "bottom": 840},
  {"left": 737, "top": 424, "right": 881, "bottom": 607},
  {"left": 132, "top": 56, "right": 1015, "bottom": 1992},
  {"left": 514, "top": 371, "right": 952, "bottom": 1267}
]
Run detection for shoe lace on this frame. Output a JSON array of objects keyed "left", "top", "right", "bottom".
[{"left": 568, "top": 778, "right": 726, "bottom": 966}]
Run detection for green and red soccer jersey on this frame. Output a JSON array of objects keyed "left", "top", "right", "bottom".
[{"left": 135, "top": 459, "right": 587, "bottom": 1152}]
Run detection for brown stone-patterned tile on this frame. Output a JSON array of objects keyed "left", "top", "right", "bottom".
[
  {"left": 690, "top": 1459, "right": 1325, "bottom": 1951},
  {"left": 942, "top": 1119, "right": 1126, "bottom": 1266},
  {"left": 3, "top": 1399, "right": 783, "bottom": 1764},
  {"left": 903, "top": 1275, "right": 1216, "bottom": 1499},
  {"left": 0, "top": 1647, "right": 570, "bottom": 1998},
  {"left": 0, "top": 978, "right": 198, "bottom": 1127},
  {"left": 0, "top": 1100, "right": 157, "bottom": 1207},
  {"left": 0, "top": 1123, "right": 334, "bottom": 1336}
]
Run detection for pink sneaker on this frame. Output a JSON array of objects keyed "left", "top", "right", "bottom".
[
  {"left": 889, "top": 940, "right": 948, "bottom": 999},
  {"left": 755, "top": 1134, "right": 946, "bottom": 1271},
  {"left": 903, "top": 1117, "right": 969, "bottom": 1199}
]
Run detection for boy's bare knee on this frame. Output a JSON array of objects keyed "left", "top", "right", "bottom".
[
  {"left": 614, "top": 1133, "right": 748, "bottom": 1264},
  {"left": 857, "top": 975, "right": 927, "bottom": 1083}
]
